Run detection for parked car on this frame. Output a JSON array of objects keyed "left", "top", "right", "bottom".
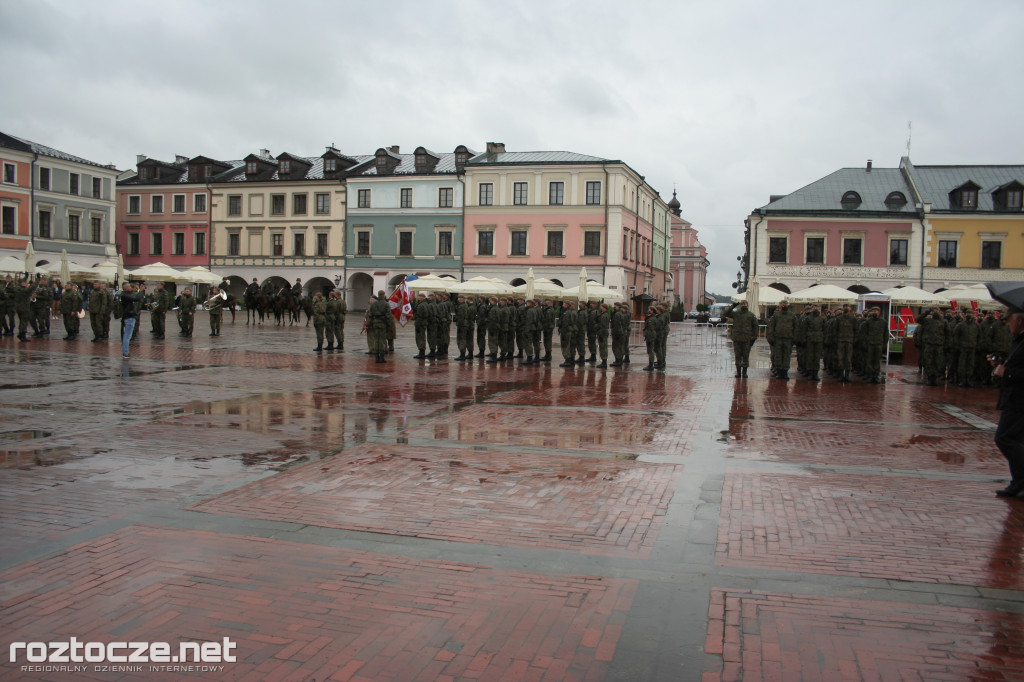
[{"left": 687, "top": 309, "right": 701, "bottom": 319}]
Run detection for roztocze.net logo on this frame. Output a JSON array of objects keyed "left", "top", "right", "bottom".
[{"left": 10, "top": 637, "right": 237, "bottom": 664}]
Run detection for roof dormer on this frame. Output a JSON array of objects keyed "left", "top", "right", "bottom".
[
  {"left": 884, "top": 191, "right": 907, "bottom": 210},
  {"left": 321, "top": 147, "right": 358, "bottom": 176},
  {"left": 454, "top": 145, "right": 471, "bottom": 171},
  {"left": 186, "top": 156, "right": 232, "bottom": 182},
  {"left": 373, "top": 148, "right": 401, "bottom": 175},
  {"left": 992, "top": 180, "right": 1023, "bottom": 211},
  {"left": 276, "top": 152, "right": 311, "bottom": 179},
  {"left": 243, "top": 153, "right": 277, "bottom": 179},
  {"left": 413, "top": 147, "right": 440, "bottom": 173},
  {"left": 840, "top": 190, "right": 862, "bottom": 210},
  {"left": 949, "top": 181, "right": 981, "bottom": 209}
]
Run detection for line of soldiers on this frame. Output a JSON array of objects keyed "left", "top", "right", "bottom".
[
  {"left": 0, "top": 275, "right": 56, "bottom": 341},
  {"left": 310, "top": 289, "right": 348, "bottom": 352},
  {"left": 915, "top": 307, "right": 1014, "bottom": 387}
]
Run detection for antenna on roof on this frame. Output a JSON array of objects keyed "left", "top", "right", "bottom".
[{"left": 906, "top": 121, "right": 912, "bottom": 156}]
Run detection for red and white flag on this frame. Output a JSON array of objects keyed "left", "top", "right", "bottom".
[{"left": 389, "top": 277, "right": 414, "bottom": 327}]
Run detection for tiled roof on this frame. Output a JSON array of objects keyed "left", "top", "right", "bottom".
[
  {"left": 759, "top": 167, "right": 917, "bottom": 214},
  {"left": 909, "top": 165, "right": 1024, "bottom": 212},
  {"left": 217, "top": 155, "right": 373, "bottom": 183},
  {"left": 355, "top": 152, "right": 461, "bottom": 177},
  {"left": 121, "top": 159, "right": 245, "bottom": 185},
  {"left": 468, "top": 151, "right": 615, "bottom": 165},
  {"left": 0, "top": 131, "right": 116, "bottom": 170}
]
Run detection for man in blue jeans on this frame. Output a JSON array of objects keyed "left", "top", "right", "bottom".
[
  {"left": 119, "top": 283, "right": 142, "bottom": 359},
  {"left": 993, "top": 307, "right": 1024, "bottom": 498}
]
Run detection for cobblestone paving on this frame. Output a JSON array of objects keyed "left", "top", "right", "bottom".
[
  {"left": 0, "top": 320, "right": 1021, "bottom": 681},
  {"left": 192, "top": 442, "right": 681, "bottom": 557}
]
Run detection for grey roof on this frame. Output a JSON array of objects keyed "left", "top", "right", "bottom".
[
  {"left": 121, "top": 159, "right": 245, "bottom": 185},
  {"left": 468, "top": 150, "right": 615, "bottom": 166},
  {"left": 759, "top": 167, "right": 917, "bottom": 215},
  {"left": 216, "top": 155, "right": 372, "bottom": 183},
  {"left": 355, "top": 152, "right": 462, "bottom": 177},
  {"left": 0, "top": 131, "right": 116, "bottom": 170},
  {"left": 909, "top": 165, "right": 1024, "bottom": 212}
]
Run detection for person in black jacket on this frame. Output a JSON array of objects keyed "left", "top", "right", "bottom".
[
  {"left": 118, "top": 283, "right": 143, "bottom": 359},
  {"left": 993, "top": 307, "right": 1024, "bottom": 498}
]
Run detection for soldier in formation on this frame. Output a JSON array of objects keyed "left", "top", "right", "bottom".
[
  {"left": 150, "top": 282, "right": 171, "bottom": 339},
  {"left": 89, "top": 281, "right": 112, "bottom": 341},
  {"left": 206, "top": 287, "right": 225, "bottom": 337},
  {"left": 727, "top": 301, "right": 759, "bottom": 378},
  {"left": 325, "top": 289, "right": 346, "bottom": 351},
  {"left": 60, "top": 283, "right": 83, "bottom": 340},
  {"left": 366, "top": 291, "right": 391, "bottom": 363},
  {"left": 766, "top": 301, "right": 796, "bottom": 379},
  {"left": 177, "top": 288, "right": 196, "bottom": 337}
]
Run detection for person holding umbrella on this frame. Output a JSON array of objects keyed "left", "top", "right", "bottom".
[{"left": 986, "top": 283, "right": 1024, "bottom": 498}]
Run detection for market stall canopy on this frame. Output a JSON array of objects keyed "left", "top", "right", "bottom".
[
  {"left": 89, "top": 260, "right": 119, "bottom": 283},
  {"left": 880, "top": 286, "right": 949, "bottom": 306},
  {"left": 127, "top": 262, "right": 190, "bottom": 283},
  {"left": 448, "top": 276, "right": 513, "bottom": 296},
  {"left": 406, "top": 274, "right": 456, "bottom": 293},
  {"left": 786, "top": 284, "right": 859, "bottom": 304},
  {"left": 0, "top": 255, "right": 44, "bottom": 275},
  {"left": 41, "top": 253, "right": 97, "bottom": 281},
  {"left": 181, "top": 266, "right": 222, "bottom": 285},
  {"left": 730, "top": 285, "right": 787, "bottom": 305},
  {"left": 512, "top": 277, "right": 565, "bottom": 299},
  {"left": 938, "top": 284, "right": 1001, "bottom": 310},
  {"left": 561, "top": 282, "right": 624, "bottom": 302}
]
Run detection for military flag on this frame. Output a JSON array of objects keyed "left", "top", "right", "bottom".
[{"left": 390, "top": 275, "right": 416, "bottom": 326}]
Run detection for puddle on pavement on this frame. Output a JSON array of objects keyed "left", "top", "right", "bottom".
[
  {"left": 0, "top": 446, "right": 78, "bottom": 468},
  {"left": 0, "top": 430, "right": 53, "bottom": 442},
  {"left": 717, "top": 430, "right": 732, "bottom": 443}
]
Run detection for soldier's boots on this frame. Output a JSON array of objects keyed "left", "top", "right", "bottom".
[
  {"left": 18, "top": 332, "right": 30, "bottom": 342},
  {"left": 517, "top": 350, "right": 524, "bottom": 359},
  {"left": 840, "top": 370, "right": 851, "bottom": 383},
  {"left": 476, "top": 350, "right": 486, "bottom": 358},
  {"left": 486, "top": 353, "right": 499, "bottom": 363},
  {"left": 598, "top": 360, "right": 608, "bottom": 369},
  {"left": 523, "top": 355, "right": 533, "bottom": 365},
  {"left": 587, "top": 354, "right": 596, "bottom": 363},
  {"left": 741, "top": 367, "right": 748, "bottom": 378},
  {"left": 314, "top": 345, "right": 323, "bottom": 352},
  {"left": 575, "top": 358, "right": 586, "bottom": 365},
  {"left": 414, "top": 350, "right": 427, "bottom": 358},
  {"left": 623, "top": 355, "right": 630, "bottom": 364},
  {"left": 559, "top": 357, "right": 575, "bottom": 367},
  {"left": 735, "top": 366, "right": 742, "bottom": 378},
  {"left": 326, "top": 343, "right": 334, "bottom": 351},
  {"left": 376, "top": 353, "right": 386, "bottom": 363},
  {"left": 642, "top": 364, "right": 655, "bottom": 371},
  {"left": 610, "top": 360, "right": 623, "bottom": 367}
]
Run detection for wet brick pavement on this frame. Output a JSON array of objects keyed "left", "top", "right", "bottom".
[{"left": 1, "top": 318, "right": 1022, "bottom": 681}]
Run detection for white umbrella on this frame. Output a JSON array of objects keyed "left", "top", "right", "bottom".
[
  {"left": 89, "top": 260, "right": 119, "bottom": 283},
  {"left": 181, "top": 266, "right": 222, "bottom": 285},
  {"left": 513, "top": 277, "right": 565, "bottom": 299},
  {"left": 746, "top": 276, "right": 760, "bottom": 313},
  {"left": 939, "top": 284, "right": 1000, "bottom": 310},
  {"left": 578, "top": 267, "right": 588, "bottom": 303},
  {"left": 116, "top": 253, "right": 124, "bottom": 286},
  {"left": 128, "top": 262, "right": 190, "bottom": 282},
  {"left": 0, "top": 255, "right": 39, "bottom": 274},
  {"left": 880, "top": 286, "right": 948, "bottom": 307},
  {"left": 561, "top": 282, "right": 623, "bottom": 302},
  {"left": 730, "top": 285, "right": 786, "bottom": 305},
  {"left": 449, "top": 276, "right": 512, "bottom": 296},
  {"left": 525, "top": 267, "right": 535, "bottom": 301},
  {"left": 407, "top": 274, "right": 454, "bottom": 293},
  {"left": 23, "top": 242, "right": 34, "bottom": 274},
  {"left": 58, "top": 250, "right": 70, "bottom": 284},
  {"left": 787, "top": 284, "right": 859, "bottom": 304}
]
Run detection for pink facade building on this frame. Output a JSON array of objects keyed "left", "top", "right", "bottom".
[{"left": 668, "top": 192, "right": 709, "bottom": 310}]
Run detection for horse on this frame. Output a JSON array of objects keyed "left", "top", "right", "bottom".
[
  {"left": 245, "top": 289, "right": 270, "bottom": 325},
  {"left": 274, "top": 288, "right": 301, "bottom": 326}
]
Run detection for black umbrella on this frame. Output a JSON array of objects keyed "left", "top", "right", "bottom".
[{"left": 985, "top": 281, "right": 1024, "bottom": 312}]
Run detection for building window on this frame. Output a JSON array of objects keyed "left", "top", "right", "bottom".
[
  {"left": 805, "top": 237, "right": 825, "bottom": 264},
  {"left": 69, "top": 173, "right": 79, "bottom": 195},
  {"left": 768, "top": 236, "right": 787, "bottom": 264},
  {"left": 151, "top": 195, "right": 164, "bottom": 213},
  {"left": 128, "top": 232, "right": 140, "bottom": 255},
  {"left": 246, "top": 161, "right": 257, "bottom": 174},
  {"left": 513, "top": 182, "right": 528, "bottom": 205},
  {"left": 884, "top": 191, "right": 907, "bottom": 210},
  {"left": 173, "top": 232, "right": 185, "bottom": 255},
  {"left": 357, "top": 189, "right": 370, "bottom": 208},
  {"left": 937, "top": 240, "right": 957, "bottom": 268},
  {"left": 510, "top": 231, "right": 527, "bottom": 256},
  {"left": 39, "top": 167, "right": 50, "bottom": 190},
  {"left": 271, "top": 194, "right": 285, "bottom": 215},
  {"left": 1007, "top": 189, "right": 1023, "bottom": 209},
  {"left": 194, "top": 232, "right": 206, "bottom": 255},
  {"left": 357, "top": 231, "right": 370, "bottom": 255},
  {"left": 315, "top": 193, "right": 330, "bottom": 215},
  {"left": 479, "top": 183, "right": 493, "bottom": 206},
  {"left": 194, "top": 194, "right": 206, "bottom": 213},
  {"left": 279, "top": 159, "right": 291, "bottom": 174},
  {"left": 228, "top": 195, "right": 242, "bottom": 216},
  {"left": 546, "top": 231, "right": 563, "bottom": 256},
  {"left": 960, "top": 188, "right": 978, "bottom": 208},
  {"left": 272, "top": 233, "right": 284, "bottom": 256},
  {"left": 92, "top": 177, "right": 102, "bottom": 199},
  {"left": 478, "top": 231, "right": 494, "bottom": 256},
  {"left": 840, "top": 191, "right": 861, "bottom": 210},
  {"left": 623, "top": 233, "right": 629, "bottom": 260},
  {"left": 128, "top": 195, "right": 141, "bottom": 214},
  {"left": 549, "top": 182, "right": 564, "bottom": 205},
  {"left": 173, "top": 194, "right": 186, "bottom": 213},
  {"left": 293, "top": 233, "right": 305, "bottom": 256},
  {"left": 2, "top": 205, "right": 15, "bottom": 234},
  {"left": 398, "top": 231, "right": 413, "bottom": 256},
  {"left": 293, "top": 194, "right": 307, "bottom": 215},
  {"left": 438, "top": 231, "right": 452, "bottom": 256},
  {"left": 151, "top": 232, "right": 163, "bottom": 255},
  {"left": 400, "top": 188, "right": 412, "bottom": 208},
  {"left": 316, "top": 233, "right": 328, "bottom": 256},
  {"left": 438, "top": 187, "right": 453, "bottom": 208},
  {"left": 842, "top": 237, "right": 862, "bottom": 265},
  {"left": 324, "top": 158, "right": 337, "bottom": 172},
  {"left": 981, "top": 241, "right": 1002, "bottom": 269},
  {"left": 90, "top": 217, "right": 101, "bottom": 242},
  {"left": 68, "top": 214, "right": 80, "bottom": 241},
  {"left": 584, "top": 231, "right": 601, "bottom": 256},
  {"left": 38, "top": 210, "right": 51, "bottom": 238},
  {"left": 586, "top": 181, "right": 601, "bottom": 205},
  {"left": 456, "top": 152, "right": 469, "bottom": 166},
  {"left": 228, "top": 233, "right": 240, "bottom": 256},
  {"left": 889, "top": 239, "right": 908, "bottom": 266}
]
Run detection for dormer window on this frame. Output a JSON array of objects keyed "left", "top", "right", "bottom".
[
  {"left": 456, "top": 152, "right": 468, "bottom": 166},
  {"left": 1008, "top": 188, "right": 1023, "bottom": 209},
  {"left": 840, "top": 191, "right": 861, "bottom": 210},
  {"left": 246, "top": 161, "right": 257, "bottom": 174},
  {"left": 884, "top": 191, "right": 907, "bottom": 209},
  {"left": 376, "top": 156, "right": 387, "bottom": 169},
  {"left": 416, "top": 154, "right": 426, "bottom": 167},
  {"left": 960, "top": 188, "right": 977, "bottom": 208},
  {"left": 325, "top": 158, "right": 336, "bottom": 172},
  {"left": 992, "top": 181, "right": 1023, "bottom": 210},
  {"left": 204, "top": 165, "right": 212, "bottom": 179},
  {"left": 280, "top": 159, "right": 291, "bottom": 174}
]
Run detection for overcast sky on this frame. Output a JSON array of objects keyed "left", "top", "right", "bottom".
[{"left": 3, "top": 0, "right": 1023, "bottom": 294}]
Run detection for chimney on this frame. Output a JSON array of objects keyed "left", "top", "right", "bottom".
[
  {"left": 175, "top": 154, "right": 188, "bottom": 165},
  {"left": 136, "top": 154, "right": 147, "bottom": 165},
  {"left": 486, "top": 142, "right": 506, "bottom": 154},
  {"left": 388, "top": 145, "right": 400, "bottom": 154},
  {"left": 260, "top": 148, "right": 272, "bottom": 159},
  {"left": 866, "top": 159, "right": 873, "bottom": 172}
]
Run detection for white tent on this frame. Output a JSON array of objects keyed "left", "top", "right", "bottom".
[
  {"left": 407, "top": 274, "right": 456, "bottom": 293},
  {"left": 731, "top": 285, "right": 787, "bottom": 305},
  {"left": 181, "top": 266, "right": 222, "bottom": 285},
  {"left": 448, "top": 276, "right": 513, "bottom": 296},
  {"left": 128, "top": 262, "right": 190, "bottom": 283},
  {"left": 880, "top": 286, "right": 948, "bottom": 306},
  {"left": 787, "top": 284, "right": 859, "bottom": 304},
  {"left": 938, "top": 283, "right": 1001, "bottom": 309}
]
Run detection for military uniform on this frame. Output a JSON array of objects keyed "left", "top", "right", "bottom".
[
  {"left": 31, "top": 280, "right": 52, "bottom": 336},
  {"left": 610, "top": 304, "right": 631, "bottom": 367},
  {"left": 455, "top": 297, "right": 476, "bottom": 360},
  {"left": 594, "top": 304, "right": 611, "bottom": 368},
  {"left": 311, "top": 294, "right": 327, "bottom": 351},
  {"left": 802, "top": 309, "right": 824, "bottom": 381},
  {"left": 151, "top": 287, "right": 171, "bottom": 338},
  {"left": 833, "top": 310, "right": 856, "bottom": 381},
  {"left": 178, "top": 291, "right": 196, "bottom": 337},
  {"left": 862, "top": 311, "right": 887, "bottom": 383},
  {"left": 642, "top": 307, "right": 659, "bottom": 371},
  {"left": 524, "top": 300, "right": 543, "bottom": 364},
  {"left": 413, "top": 295, "right": 433, "bottom": 358},
  {"left": 955, "top": 315, "right": 979, "bottom": 387},
  {"left": 475, "top": 299, "right": 490, "bottom": 358},
  {"left": 541, "top": 301, "right": 556, "bottom": 361},
  {"left": 727, "top": 304, "right": 759, "bottom": 377},
  {"left": 918, "top": 311, "right": 947, "bottom": 385},
  {"left": 366, "top": 293, "right": 390, "bottom": 362},
  {"left": 60, "top": 285, "right": 83, "bottom": 339},
  {"left": 14, "top": 280, "right": 33, "bottom": 341},
  {"left": 207, "top": 291, "right": 224, "bottom": 336},
  {"left": 89, "top": 284, "right": 110, "bottom": 341},
  {"left": 558, "top": 302, "right": 578, "bottom": 366},
  {"left": 2, "top": 278, "right": 15, "bottom": 335},
  {"left": 766, "top": 304, "right": 797, "bottom": 379}
]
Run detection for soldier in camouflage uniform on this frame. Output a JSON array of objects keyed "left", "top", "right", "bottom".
[
  {"left": 558, "top": 300, "right": 579, "bottom": 367},
  {"left": 413, "top": 293, "right": 432, "bottom": 358},
  {"left": 610, "top": 302, "right": 631, "bottom": 367},
  {"left": 178, "top": 288, "right": 197, "bottom": 337},
  {"left": 833, "top": 306, "right": 856, "bottom": 382},
  {"left": 955, "top": 312, "right": 980, "bottom": 387},
  {"left": 918, "top": 308, "right": 947, "bottom": 386},
  {"left": 540, "top": 299, "right": 556, "bottom": 362},
  {"left": 863, "top": 306, "right": 888, "bottom": 383},
  {"left": 89, "top": 281, "right": 110, "bottom": 341},
  {"left": 311, "top": 291, "right": 327, "bottom": 352},
  {"left": 594, "top": 302, "right": 612, "bottom": 368},
  {"left": 60, "top": 283, "right": 83, "bottom": 340},
  {"left": 766, "top": 301, "right": 797, "bottom": 380},
  {"left": 150, "top": 282, "right": 171, "bottom": 339},
  {"left": 455, "top": 295, "right": 476, "bottom": 361},
  {"left": 727, "top": 301, "right": 759, "bottom": 378},
  {"left": 475, "top": 297, "right": 490, "bottom": 358},
  {"left": 366, "top": 291, "right": 391, "bottom": 363}
]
